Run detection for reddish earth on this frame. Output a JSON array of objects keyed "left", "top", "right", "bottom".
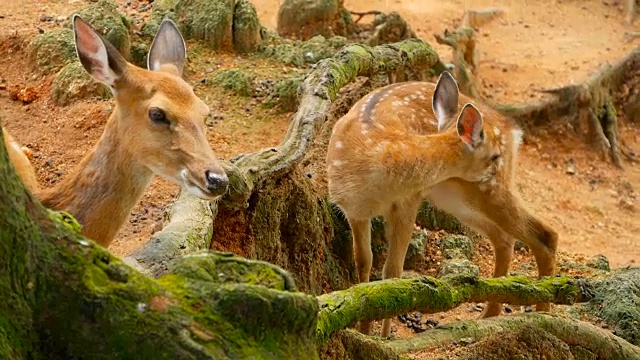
[{"left": 0, "top": 1, "right": 638, "bottom": 338}]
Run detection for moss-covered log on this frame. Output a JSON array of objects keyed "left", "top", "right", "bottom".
[
  {"left": 0, "top": 123, "right": 320, "bottom": 359},
  {"left": 316, "top": 275, "right": 594, "bottom": 344}
]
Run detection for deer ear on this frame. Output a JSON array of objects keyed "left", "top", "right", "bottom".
[
  {"left": 147, "top": 19, "right": 186, "bottom": 77},
  {"left": 72, "top": 15, "right": 126, "bottom": 90},
  {"left": 432, "top": 71, "right": 459, "bottom": 132},
  {"left": 456, "top": 103, "right": 485, "bottom": 148}
]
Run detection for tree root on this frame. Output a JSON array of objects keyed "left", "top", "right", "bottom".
[
  {"left": 434, "top": 27, "right": 478, "bottom": 97},
  {"left": 499, "top": 48, "right": 640, "bottom": 167},
  {"left": 435, "top": 23, "right": 639, "bottom": 167},
  {"left": 388, "top": 313, "right": 640, "bottom": 360},
  {"left": 316, "top": 275, "right": 594, "bottom": 344}
]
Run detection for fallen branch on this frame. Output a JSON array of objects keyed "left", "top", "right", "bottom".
[{"left": 316, "top": 275, "right": 594, "bottom": 344}]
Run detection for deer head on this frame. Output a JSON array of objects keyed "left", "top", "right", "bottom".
[{"left": 72, "top": 15, "right": 229, "bottom": 199}]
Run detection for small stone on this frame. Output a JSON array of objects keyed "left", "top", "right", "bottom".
[
  {"left": 566, "top": 158, "right": 576, "bottom": 175},
  {"left": 45, "top": 159, "right": 54, "bottom": 166},
  {"left": 397, "top": 314, "right": 407, "bottom": 323},
  {"left": 459, "top": 337, "right": 475, "bottom": 345},
  {"left": 199, "top": 78, "right": 206, "bottom": 84},
  {"left": 504, "top": 305, "right": 513, "bottom": 313},
  {"left": 55, "top": 15, "right": 66, "bottom": 23},
  {"left": 524, "top": 306, "right": 533, "bottom": 313},
  {"left": 472, "top": 304, "right": 484, "bottom": 312},
  {"left": 39, "top": 14, "right": 53, "bottom": 22},
  {"left": 205, "top": 68, "right": 214, "bottom": 73}
]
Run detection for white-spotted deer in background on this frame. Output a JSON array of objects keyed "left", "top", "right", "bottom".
[
  {"left": 326, "top": 72, "right": 558, "bottom": 338},
  {"left": 3, "top": 15, "right": 229, "bottom": 247}
]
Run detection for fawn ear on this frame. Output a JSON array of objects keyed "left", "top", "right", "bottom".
[
  {"left": 432, "top": 71, "right": 459, "bottom": 132},
  {"left": 72, "top": 15, "right": 126, "bottom": 91},
  {"left": 456, "top": 103, "right": 484, "bottom": 148},
  {"left": 147, "top": 19, "right": 186, "bottom": 77}
]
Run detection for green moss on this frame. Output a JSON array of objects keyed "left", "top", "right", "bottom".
[
  {"left": 579, "top": 267, "right": 640, "bottom": 345},
  {"left": 405, "top": 229, "right": 428, "bottom": 270},
  {"left": 441, "top": 234, "right": 474, "bottom": 260},
  {"left": 74, "top": 0, "right": 131, "bottom": 58},
  {"left": 27, "top": 29, "right": 76, "bottom": 75},
  {"left": 586, "top": 254, "right": 610, "bottom": 271},
  {"left": 264, "top": 75, "right": 304, "bottom": 112},
  {"left": 439, "top": 259, "right": 480, "bottom": 278},
  {"left": 129, "top": 42, "right": 150, "bottom": 68},
  {"left": 52, "top": 62, "right": 112, "bottom": 106},
  {"left": 210, "top": 68, "right": 255, "bottom": 96},
  {"left": 176, "top": 0, "right": 235, "bottom": 51},
  {"left": 171, "top": 251, "right": 295, "bottom": 290},
  {"left": 232, "top": 0, "right": 262, "bottom": 53},
  {"left": 276, "top": 0, "right": 344, "bottom": 40},
  {"left": 415, "top": 200, "right": 466, "bottom": 234},
  {"left": 141, "top": 0, "right": 180, "bottom": 38}
]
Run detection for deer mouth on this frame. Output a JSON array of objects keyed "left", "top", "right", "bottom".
[{"left": 180, "top": 169, "right": 220, "bottom": 201}]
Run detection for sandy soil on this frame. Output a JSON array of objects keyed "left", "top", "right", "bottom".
[{"left": 0, "top": 0, "right": 637, "bottom": 273}]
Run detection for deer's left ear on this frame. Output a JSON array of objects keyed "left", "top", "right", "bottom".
[{"left": 456, "top": 103, "right": 485, "bottom": 149}]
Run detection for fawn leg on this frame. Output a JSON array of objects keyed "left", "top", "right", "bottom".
[
  {"left": 480, "top": 225, "right": 515, "bottom": 317},
  {"left": 480, "top": 191, "right": 558, "bottom": 313},
  {"left": 380, "top": 198, "right": 422, "bottom": 338},
  {"left": 347, "top": 216, "right": 373, "bottom": 335}
]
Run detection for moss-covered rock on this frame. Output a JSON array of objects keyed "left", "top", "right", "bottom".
[
  {"left": 415, "top": 200, "right": 466, "bottom": 234},
  {"left": 586, "top": 254, "right": 610, "bottom": 271},
  {"left": 129, "top": 42, "right": 150, "bottom": 68},
  {"left": 578, "top": 267, "right": 640, "bottom": 345},
  {"left": 441, "top": 234, "right": 474, "bottom": 260},
  {"left": 261, "top": 35, "right": 348, "bottom": 67},
  {"left": 176, "top": 0, "right": 235, "bottom": 51},
  {"left": 404, "top": 229, "right": 428, "bottom": 270},
  {"left": 233, "top": 0, "right": 262, "bottom": 53},
  {"left": 439, "top": 259, "right": 480, "bottom": 278},
  {"left": 366, "top": 11, "right": 417, "bottom": 47},
  {"left": 141, "top": 0, "right": 180, "bottom": 38},
  {"left": 276, "top": 0, "right": 349, "bottom": 40},
  {"left": 265, "top": 75, "right": 304, "bottom": 112},
  {"left": 73, "top": 0, "right": 131, "bottom": 59},
  {"left": 52, "top": 62, "right": 111, "bottom": 106},
  {"left": 210, "top": 68, "right": 255, "bottom": 96},
  {"left": 27, "top": 29, "right": 76, "bottom": 75}
]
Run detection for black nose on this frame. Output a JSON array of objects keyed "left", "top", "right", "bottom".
[{"left": 205, "top": 170, "right": 229, "bottom": 195}]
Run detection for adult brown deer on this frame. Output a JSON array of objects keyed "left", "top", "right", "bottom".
[
  {"left": 326, "top": 72, "right": 557, "bottom": 338},
  {"left": 3, "top": 15, "right": 229, "bottom": 247}
]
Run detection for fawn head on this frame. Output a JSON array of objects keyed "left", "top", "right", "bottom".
[
  {"left": 432, "top": 72, "right": 503, "bottom": 183},
  {"left": 72, "top": 15, "right": 228, "bottom": 199}
]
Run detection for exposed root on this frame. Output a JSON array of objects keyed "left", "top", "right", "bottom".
[{"left": 316, "top": 275, "right": 594, "bottom": 344}]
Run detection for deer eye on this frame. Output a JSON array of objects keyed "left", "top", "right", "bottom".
[
  {"left": 490, "top": 154, "right": 501, "bottom": 162},
  {"left": 149, "top": 107, "right": 169, "bottom": 125}
]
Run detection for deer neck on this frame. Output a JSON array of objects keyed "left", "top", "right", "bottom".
[{"left": 36, "top": 108, "right": 153, "bottom": 247}]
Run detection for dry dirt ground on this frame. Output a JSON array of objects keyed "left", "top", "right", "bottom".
[{"left": 0, "top": 0, "right": 638, "bottom": 338}]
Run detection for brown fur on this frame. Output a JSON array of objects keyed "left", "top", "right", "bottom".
[
  {"left": 326, "top": 77, "right": 557, "bottom": 337},
  {"left": 3, "top": 16, "right": 227, "bottom": 248}
]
